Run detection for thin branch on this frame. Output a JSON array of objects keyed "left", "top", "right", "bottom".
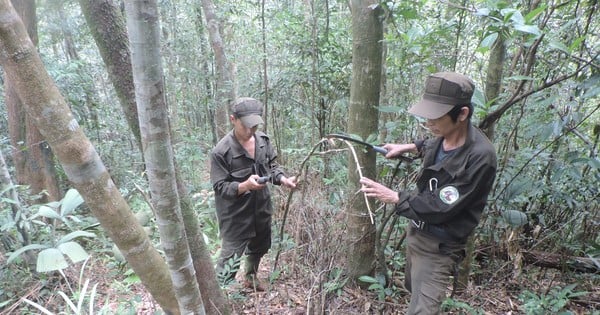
[{"left": 342, "top": 139, "right": 374, "bottom": 224}]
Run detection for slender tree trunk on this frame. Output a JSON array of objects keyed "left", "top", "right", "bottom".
[
  {"left": 6, "top": 0, "right": 60, "bottom": 204},
  {"left": 481, "top": 36, "right": 506, "bottom": 141},
  {"left": 200, "top": 0, "right": 236, "bottom": 141},
  {"left": 78, "top": 0, "right": 144, "bottom": 156},
  {"left": 124, "top": 1, "right": 205, "bottom": 314},
  {"left": 458, "top": 33, "right": 506, "bottom": 293},
  {"left": 175, "top": 171, "right": 231, "bottom": 315},
  {"left": 0, "top": 1, "right": 179, "bottom": 313},
  {"left": 346, "top": 0, "right": 383, "bottom": 280}
]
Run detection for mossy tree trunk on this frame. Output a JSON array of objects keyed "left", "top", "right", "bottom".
[
  {"left": 0, "top": 1, "right": 180, "bottom": 313},
  {"left": 346, "top": 0, "right": 383, "bottom": 281}
]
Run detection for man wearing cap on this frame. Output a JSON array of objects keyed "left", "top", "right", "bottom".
[
  {"left": 210, "top": 97, "right": 297, "bottom": 291},
  {"left": 360, "top": 72, "right": 497, "bottom": 314}
]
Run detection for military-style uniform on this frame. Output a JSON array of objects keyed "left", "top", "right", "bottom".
[
  {"left": 210, "top": 130, "right": 286, "bottom": 280},
  {"left": 395, "top": 124, "right": 497, "bottom": 314}
]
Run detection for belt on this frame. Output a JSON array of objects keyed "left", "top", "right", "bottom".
[{"left": 411, "top": 220, "right": 465, "bottom": 243}]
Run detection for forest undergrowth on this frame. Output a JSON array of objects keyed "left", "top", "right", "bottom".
[{"left": 1, "top": 171, "right": 598, "bottom": 314}]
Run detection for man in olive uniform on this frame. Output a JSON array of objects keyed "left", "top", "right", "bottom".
[
  {"left": 210, "top": 97, "right": 296, "bottom": 291},
  {"left": 360, "top": 72, "right": 497, "bottom": 314}
]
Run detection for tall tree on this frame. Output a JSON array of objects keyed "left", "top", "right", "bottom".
[
  {"left": 200, "top": 0, "right": 236, "bottom": 141},
  {"left": 123, "top": 0, "right": 205, "bottom": 313},
  {"left": 5, "top": 0, "right": 60, "bottom": 203},
  {"left": 80, "top": 2, "right": 229, "bottom": 312},
  {"left": 77, "top": 0, "right": 143, "bottom": 156},
  {"left": 0, "top": 1, "right": 180, "bottom": 313},
  {"left": 346, "top": 0, "right": 383, "bottom": 280}
]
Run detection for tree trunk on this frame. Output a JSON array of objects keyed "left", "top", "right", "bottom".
[
  {"left": 480, "top": 36, "right": 506, "bottom": 141},
  {"left": 200, "top": 0, "right": 236, "bottom": 141},
  {"left": 0, "top": 1, "right": 180, "bottom": 313},
  {"left": 6, "top": 0, "right": 60, "bottom": 204},
  {"left": 346, "top": 0, "right": 383, "bottom": 280},
  {"left": 123, "top": 1, "right": 205, "bottom": 314},
  {"left": 78, "top": 0, "right": 144, "bottom": 157},
  {"left": 176, "top": 171, "right": 231, "bottom": 315}
]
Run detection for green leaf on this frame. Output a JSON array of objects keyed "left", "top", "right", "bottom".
[
  {"left": 61, "top": 188, "right": 84, "bottom": 217},
  {"left": 502, "top": 210, "right": 528, "bottom": 228},
  {"left": 36, "top": 205, "right": 61, "bottom": 220},
  {"left": 58, "top": 230, "right": 96, "bottom": 244},
  {"left": 524, "top": 6, "right": 546, "bottom": 23},
  {"left": 58, "top": 242, "right": 89, "bottom": 263},
  {"left": 7, "top": 244, "right": 48, "bottom": 264},
  {"left": 358, "top": 275, "right": 378, "bottom": 284},
  {"left": 588, "top": 158, "right": 600, "bottom": 169},
  {"left": 480, "top": 32, "right": 498, "bottom": 49},
  {"left": 549, "top": 40, "right": 570, "bottom": 54},
  {"left": 37, "top": 248, "right": 69, "bottom": 272},
  {"left": 513, "top": 24, "right": 541, "bottom": 36}
]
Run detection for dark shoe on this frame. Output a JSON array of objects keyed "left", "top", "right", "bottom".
[{"left": 243, "top": 275, "right": 267, "bottom": 291}]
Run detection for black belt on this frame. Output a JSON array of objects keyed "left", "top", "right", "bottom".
[{"left": 411, "top": 220, "right": 465, "bottom": 243}]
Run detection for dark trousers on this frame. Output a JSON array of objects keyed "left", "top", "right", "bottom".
[
  {"left": 405, "top": 225, "right": 465, "bottom": 314},
  {"left": 216, "top": 228, "right": 271, "bottom": 282}
]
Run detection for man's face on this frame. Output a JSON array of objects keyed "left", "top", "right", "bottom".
[
  {"left": 231, "top": 115, "right": 258, "bottom": 141},
  {"left": 424, "top": 106, "right": 468, "bottom": 137}
]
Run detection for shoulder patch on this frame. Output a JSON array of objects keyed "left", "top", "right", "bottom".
[{"left": 439, "top": 186, "right": 459, "bottom": 205}]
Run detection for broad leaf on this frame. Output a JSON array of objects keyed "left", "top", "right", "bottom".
[
  {"left": 7, "top": 244, "right": 48, "bottom": 264},
  {"left": 36, "top": 205, "right": 61, "bottom": 220},
  {"left": 58, "top": 230, "right": 96, "bottom": 244},
  {"left": 58, "top": 242, "right": 89, "bottom": 263},
  {"left": 37, "top": 248, "right": 68, "bottom": 272},
  {"left": 61, "top": 188, "right": 84, "bottom": 216},
  {"left": 502, "top": 210, "right": 528, "bottom": 228}
]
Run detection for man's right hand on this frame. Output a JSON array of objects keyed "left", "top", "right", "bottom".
[
  {"left": 238, "top": 175, "right": 267, "bottom": 195},
  {"left": 383, "top": 143, "right": 418, "bottom": 159}
]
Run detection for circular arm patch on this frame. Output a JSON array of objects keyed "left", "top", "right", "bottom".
[{"left": 439, "top": 186, "right": 459, "bottom": 204}]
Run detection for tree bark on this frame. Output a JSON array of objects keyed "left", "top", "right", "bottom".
[
  {"left": 176, "top": 172, "right": 231, "bottom": 315},
  {"left": 346, "top": 0, "right": 383, "bottom": 280},
  {"left": 6, "top": 0, "right": 60, "bottom": 204},
  {"left": 480, "top": 36, "right": 506, "bottom": 141},
  {"left": 123, "top": 1, "right": 205, "bottom": 314},
  {"left": 78, "top": 0, "right": 144, "bottom": 156},
  {"left": 0, "top": 1, "right": 179, "bottom": 313},
  {"left": 200, "top": 0, "right": 236, "bottom": 141}
]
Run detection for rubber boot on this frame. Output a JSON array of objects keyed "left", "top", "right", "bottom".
[{"left": 243, "top": 255, "right": 266, "bottom": 291}]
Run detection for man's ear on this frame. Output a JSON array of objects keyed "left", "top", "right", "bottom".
[{"left": 459, "top": 106, "right": 469, "bottom": 121}]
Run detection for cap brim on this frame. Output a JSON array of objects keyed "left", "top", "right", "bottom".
[
  {"left": 408, "top": 99, "right": 454, "bottom": 120},
  {"left": 240, "top": 114, "right": 264, "bottom": 128}
]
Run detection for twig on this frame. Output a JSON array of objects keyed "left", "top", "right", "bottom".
[
  {"left": 342, "top": 140, "right": 374, "bottom": 224},
  {"left": 272, "top": 138, "right": 329, "bottom": 273}
]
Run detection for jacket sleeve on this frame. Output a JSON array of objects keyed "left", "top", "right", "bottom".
[
  {"left": 210, "top": 149, "right": 240, "bottom": 200},
  {"left": 395, "top": 153, "right": 496, "bottom": 224}
]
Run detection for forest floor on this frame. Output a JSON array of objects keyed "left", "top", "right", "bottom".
[{"left": 2, "top": 237, "right": 599, "bottom": 314}]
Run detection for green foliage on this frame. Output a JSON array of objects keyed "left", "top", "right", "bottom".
[
  {"left": 502, "top": 209, "right": 528, "bottom": 228},
  {"left": 6, "top": 189, "right": 96, "bottom": 273},
  {"left": 442, "top": 297, "right": 485, "bottom": 314},
  {"left": 323, "top": 268, "right": 347, "bottom": 297},
  {"left": 518, "top": 284, "right": 588, "bottom": 315},
  {"left": 358, "top": 275, "right": 387, "bottom": 301},
  {"left": 217, "top": 254, "right": 242, "bottom": 287}
]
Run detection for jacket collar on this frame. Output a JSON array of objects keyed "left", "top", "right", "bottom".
[{"left": 423, "top": 123, "right": 476, "bottom": 177}]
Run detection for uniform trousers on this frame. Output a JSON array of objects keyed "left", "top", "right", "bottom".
[{"left": 405, "top": 224, "right": 465, "bottom": 314}]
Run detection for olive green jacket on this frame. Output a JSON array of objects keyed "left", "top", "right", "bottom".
[
  {"left": 210, "top": 131, "right": 286, "bottom": 240},
  {"left": 395, "top": 124, "right": 497, "bottom": 241}
]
